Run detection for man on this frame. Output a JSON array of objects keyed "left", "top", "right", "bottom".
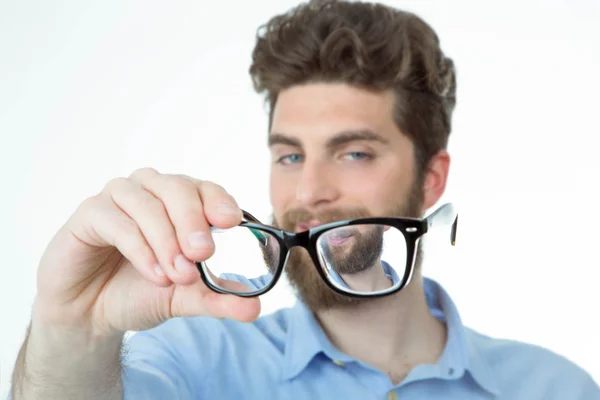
[{"left": 10, "top": 0, "right": 599, "bottom": 399}]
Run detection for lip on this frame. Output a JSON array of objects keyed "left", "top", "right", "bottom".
[
  {"left": 327, "top": 236, "right": 350, "bottom": 245},
  {"left": 326, "top": 227, "right": 354, "bottom": 245}
]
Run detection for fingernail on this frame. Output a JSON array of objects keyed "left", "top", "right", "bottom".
[
  {"left": 154, "top": 264, "right": 165, "bottom": 277},
  {"left": 217, "top": 203, "right": 241, "bottom": 217},
  {"left": 188, "top": 231, "right": 214, "bottom": 249},
  {"left": 174, "top": 254, "right": 195, "bottom": 274}
]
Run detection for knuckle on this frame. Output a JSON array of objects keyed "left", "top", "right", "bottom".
[
  {"left": 204, "top": 180, "right": 227, "bottom": 193},
  {"left": 78, "top": 194, "right": 105, "bottom": 215},
  {"left": 166, "top": 174, "right": 197, "bottom": 193},
  {"left": 102, "top": 177, "right": 128, "bottom": 193},
  {"left": 172, "top": 173, "right": 196, "bottom": 183},
  {"left": 129, "top": 167, "right": 159, "bottom": 181},
  {"left": 80, "top": 194, "right": 100, "bottom": 208},
  {"left": 200, "top": 181, "right": 235, "bottom": 204}
]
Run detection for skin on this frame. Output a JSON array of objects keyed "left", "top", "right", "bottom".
[{"left": 11, "top": 82, "right": 451, "bottom": 398}]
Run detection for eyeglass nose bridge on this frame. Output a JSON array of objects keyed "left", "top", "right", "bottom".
[
  {"left": 278, "top": 230, "right": 331, "bottom": 281},
  {"left": 280, "top": 229, "right": 313, "bottom": 251}
]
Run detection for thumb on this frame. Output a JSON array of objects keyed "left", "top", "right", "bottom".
[
  {"left": 202, "top": 291, "right": 262, "bottom": 322},
  {"left": 171, "top": 280, "right": 262, "bottom": 322}
]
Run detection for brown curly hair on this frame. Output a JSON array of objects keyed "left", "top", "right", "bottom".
[{"left": 249, "top": 0, "right": 457, "bottom": 179}]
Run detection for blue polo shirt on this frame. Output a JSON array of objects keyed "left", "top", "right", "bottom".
[{"left": 121, "top": 277, "right": 599, "bottom": 399}]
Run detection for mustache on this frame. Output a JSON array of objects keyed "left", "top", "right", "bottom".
[{"left": 273, "top": 207, "right": 373, "bottom": 231}]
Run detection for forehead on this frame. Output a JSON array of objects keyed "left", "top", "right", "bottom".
[{"left": 270, "top": 83, "right": 398, "bottom": 143}]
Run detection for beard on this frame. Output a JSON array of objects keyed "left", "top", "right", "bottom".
[
  {"left": 270, "top": 182, "right": 425, "bottom": 313},
  {"left": 319, "top": 224, "right": 385, "bottom": 275}
]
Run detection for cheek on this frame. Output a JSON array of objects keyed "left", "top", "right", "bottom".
[
  {"left": 349, "top": 165, "right": 395, "bottom": 193},
  {"left": 343, "top": 166, "right": 411, "bottom": 208},
  {"left": 344, "top": 176, "right": 387, "bottom": 205},
  {"left": 269, "top": 172, "right": 296, "bottom": 209}
]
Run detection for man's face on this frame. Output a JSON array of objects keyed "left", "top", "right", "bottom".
[{"left": 267, "top": 83, "right": 445, "bottom": 311}]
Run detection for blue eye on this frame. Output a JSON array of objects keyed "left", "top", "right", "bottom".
[
  {"left": 277, "top": 154, "right": 304, "bottom": 165},
  {"left": 344, "top": 152, "right": 370, "bottom": 161}
]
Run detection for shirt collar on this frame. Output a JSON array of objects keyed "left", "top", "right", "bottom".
[{"left": 281, "top": 277, "right": 500, "bottom": 396}]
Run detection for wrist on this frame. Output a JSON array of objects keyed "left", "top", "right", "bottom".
[
  {"left": 25, "top": 317, "right": 124, "bottom": 383},
  {"left": 27, "top": 298, "right": 125, "bottom": 375},
  {"left": 31, "top": 294, "right": 124, "bottom": 339},
  {"left": 19, "top": 319, "right": 124, "bottom": 399}
]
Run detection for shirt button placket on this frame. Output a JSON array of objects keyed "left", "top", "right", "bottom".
[{"left": 387, "top": 391, "right": 398, "bottom": 400}]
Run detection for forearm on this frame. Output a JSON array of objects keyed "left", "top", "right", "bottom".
[{"left": 11, "top": 320, "right": 124, "bottom": 400}]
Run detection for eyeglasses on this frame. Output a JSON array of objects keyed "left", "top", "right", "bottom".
[{"left": 196, "top": 203, "right": 458, "bottom": 298}]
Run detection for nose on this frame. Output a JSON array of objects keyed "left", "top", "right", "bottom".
[{"left": 295, "top": 158, "right": 340, "bottom": 208}]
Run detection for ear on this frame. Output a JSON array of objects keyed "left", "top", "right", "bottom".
[{"left": 422, "top": 150, "right": 451, "bottom": 210}]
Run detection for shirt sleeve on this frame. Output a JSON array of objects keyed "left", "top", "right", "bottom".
[
  {"left": 572, "top": 374, "right": 600, "bottom": 400},
  {"left": 121, "top": 321, "right": 212, "bottom": 400},
  {"left": 540, "top": 363, "right": 600, "bottom": 400}
]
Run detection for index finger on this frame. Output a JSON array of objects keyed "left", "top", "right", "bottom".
[{"left": 190, "top": 179, "right": 243, "bottom": 229}]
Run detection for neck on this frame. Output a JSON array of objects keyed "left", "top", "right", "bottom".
[{"left": 314, "top": 275, "right": 447, "bottom": 384}]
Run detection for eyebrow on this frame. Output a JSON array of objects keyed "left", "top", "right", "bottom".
[{"left": 268, "top": 129, "right": 389, "bottom": 149}]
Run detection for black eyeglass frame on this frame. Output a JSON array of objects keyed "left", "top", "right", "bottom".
[{"left": 196, "top": 203, "right": 458, "bottom": 298}]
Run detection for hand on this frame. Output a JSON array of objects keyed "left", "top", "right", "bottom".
[{"left": 33, "top": 167, "right": 261, "bottom": 336}]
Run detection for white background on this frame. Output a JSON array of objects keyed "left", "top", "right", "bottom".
[{"left": 1, "top": 0, "right": 599, "bottom": 396}]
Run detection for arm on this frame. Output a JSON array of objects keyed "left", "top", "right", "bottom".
[
  {"left": 11, "top": 320, "right": 123, "bottom": 399},
  {"left": 11, "top": 321, "right": 189, "bottom": 400},
  {"left": 9, "top": 171, "right": 258, "bottom": 399}
]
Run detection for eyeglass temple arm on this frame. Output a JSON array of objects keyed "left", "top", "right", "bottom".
[
  {"left": 241, "top": 210, "right": 269, "bottom": 245},
  {"left": 425, "top": 203, "right": 458, "bottom": 246},
  {"left": 242, "top": 210, "right": 261, "bottom": 223}
]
